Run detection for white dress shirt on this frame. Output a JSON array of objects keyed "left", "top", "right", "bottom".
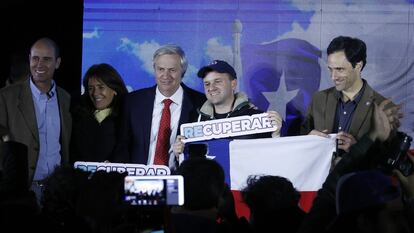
[{"left": 147, "top": 86, "right": 183, "bottom": 168}]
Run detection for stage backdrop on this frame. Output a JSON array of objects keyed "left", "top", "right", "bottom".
[{"left": 82, "top": 0, "right": 414, "bottom": 139}]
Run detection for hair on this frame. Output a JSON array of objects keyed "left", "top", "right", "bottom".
[
  {"left": 242, "top": 175, "right": 301, "bottom": 214},
  {"left": 41, "top": 166, "right": 90, "bottom": 230},
  {"left": 31, "top": 37, "right": 61, "bottom": 58},
  {"left": 176, "top": 158, "right": 225, "bottom": 210},
  {"left": 327, "top": 36, "right": 367, "bottom": 71},
  {"left": 76, "top": 170, "right": 127, "bottom": 232},
  {"left": 153, "top": 44, "right": 188, "bottom": 77},
  {"left": 241, "top": 175, "right": 304, "bottom": 232},
  {"left": 82, "top": 63, "right": 128, "bottom": 115}
]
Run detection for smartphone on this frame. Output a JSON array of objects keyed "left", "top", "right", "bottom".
[{"left": 124, "top": 175, "right": 184, "bottom": 206}]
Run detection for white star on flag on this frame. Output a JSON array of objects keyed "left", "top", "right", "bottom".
[{"left": 262, "top": 71, "right": 298, "bottom": 118}]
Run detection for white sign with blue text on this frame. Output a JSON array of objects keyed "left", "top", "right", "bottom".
[
  {"left": 74, "top": 161, "right": 170, "bottom": 176},
  {"left": 180, "top": 113, "right": 277, "bottom": 143}
]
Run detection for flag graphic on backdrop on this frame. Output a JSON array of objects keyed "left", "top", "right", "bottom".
[
  {"left": 243, "top": 39, "right": 322, "bottom": 136},
  {"left": 83, "top": 0, "right": 414, "bottom": 142}
]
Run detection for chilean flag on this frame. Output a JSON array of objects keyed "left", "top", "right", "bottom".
[{"left": 185, "top": 135, "right": 336, "bottom": 218}]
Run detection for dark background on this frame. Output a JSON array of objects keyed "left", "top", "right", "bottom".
[{"left": 0, "top": 0, "right": 83, "bottom": 97}]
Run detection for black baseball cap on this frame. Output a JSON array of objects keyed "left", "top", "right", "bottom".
[{"left": 197, "top": 60, "right": 237, "bottom": 79}]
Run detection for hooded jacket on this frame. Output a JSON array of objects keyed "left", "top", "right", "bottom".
[{"left": 197, "top": 92, "right": 272, "bottom": 139}]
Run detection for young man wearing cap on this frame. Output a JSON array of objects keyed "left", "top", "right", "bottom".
[{"left": 173, "top": 60, "right": 282, "bottom": 156}]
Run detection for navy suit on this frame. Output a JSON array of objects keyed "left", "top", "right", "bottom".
[{"left": 115, "top": 84, "right": 206, "bottom": 164}]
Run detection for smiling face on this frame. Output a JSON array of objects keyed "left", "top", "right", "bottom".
[
  {"left": 153, "top": 54, "right": 183, "bottom": 97},
  {"left": 203, "top": 71, "right": 236, "bottom": 113},
  {"left": 88, "top": 77, "right": 117, "bottom": 110},
  {"left": 29, "top": 40, "right": 61, "bottom": 91},
  {"left": 327, "top": 51, "right": 362, "bottom": 93}
]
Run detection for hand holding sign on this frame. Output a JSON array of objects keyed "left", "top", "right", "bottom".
[
  {"left": 267, "top": 110, "right": 282, "bottom": 138},
  {"left": 180, "top": 113, "right": 278, "bottom": 143},
  {"left": 173, "top": 135, "right": 186, "bottom": 157}
]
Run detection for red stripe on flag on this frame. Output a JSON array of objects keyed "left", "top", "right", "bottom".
[
  {"left": 232, "top": 190, "right": 251, "bottom": 219},
  {"left": 232, "top": 190, "right": 318, "bottom": 219},
  {"left": 299, "top": 191, "right": 318, "bottom": 212}
]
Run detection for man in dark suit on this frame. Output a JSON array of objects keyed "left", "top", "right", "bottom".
[
  {"left": 0, "top": 38, "right": 72, "bottom": 200},
  {"left": 116, "top": 45, "right": 205, "bottom": 168},
  {"left": 301, "top": 36, "right": 399, "bottom": 155}
]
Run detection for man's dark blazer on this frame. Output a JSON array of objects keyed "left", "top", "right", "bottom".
[{"left": 114, "top": 84, "right": 206, "bottom": 164}]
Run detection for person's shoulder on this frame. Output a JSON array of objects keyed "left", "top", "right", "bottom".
[
  {"left": 56, "top": 85, "right": 70, "bottom": 99},
  {"left": 124, "top": 86, "right": 156, "bottom": 101},
  {"left": 182, "top": 84, "right": 206, "bottom": 101},
  {"left": 365, "top": 83, "right": 383, "bottom": 96},
  {"left": 0, "top": 82, "right": 28, "bottom": 103},
  {"left": 363, "top": 82, "right": 391, "bottom": 104},
  {"left": 129, "top": 86, "right": 155, "bottom": 96},
  {"left": 311, "top": 86, "right": 335, "bottom": 100},
  {"left": 71, "top": 100, "right": 92, "bottom": 119},
  {"left": 125, "top": 86, "right": 156, "bottom": 102},
  {"left": 0, "top": 81, "right": 26, "bottom": 95}
]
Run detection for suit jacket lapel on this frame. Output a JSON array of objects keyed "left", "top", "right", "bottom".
[
  {"left": 349, "top": 85, "right": 374, "bottom": 137},
  {"left": 143, "top": 86, "right": 156, "bottom": 156},
  {"left": 324, "top": 89, "right": 337, "bottom": 132},
  {"left": 17, "top": 81, "right": 38, "bottom": 141},
  {"left": 56, "top": 87, "right": 71, "bottom": 163},
  {"left": 179, "top": 85, "right": 193, "bottom": 127},
  {"left": 57, "top": 88, "right": 69, "bottom": 136}
]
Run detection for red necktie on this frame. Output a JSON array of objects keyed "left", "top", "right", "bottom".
[{"left": 154, "top": 99, "right": 173, "bottom": 165}]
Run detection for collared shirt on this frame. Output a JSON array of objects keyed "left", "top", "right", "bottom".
[
  {"left": 30, "top": 78, "right": 61, "bottom": 181},
  {"left": 148, "top": 86, "right": 183, "bottom": 166},
  {"left": 333, "top": 81, "right": 366, "bottom": 133}
]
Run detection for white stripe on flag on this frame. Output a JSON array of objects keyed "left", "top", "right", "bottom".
[{"left": 229, "top": 135, "right": 336, "bottom": 191}]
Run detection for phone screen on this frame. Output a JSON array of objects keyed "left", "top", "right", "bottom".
[{"left": 124, "top": 175, "right": 184, "bottom": 206}]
